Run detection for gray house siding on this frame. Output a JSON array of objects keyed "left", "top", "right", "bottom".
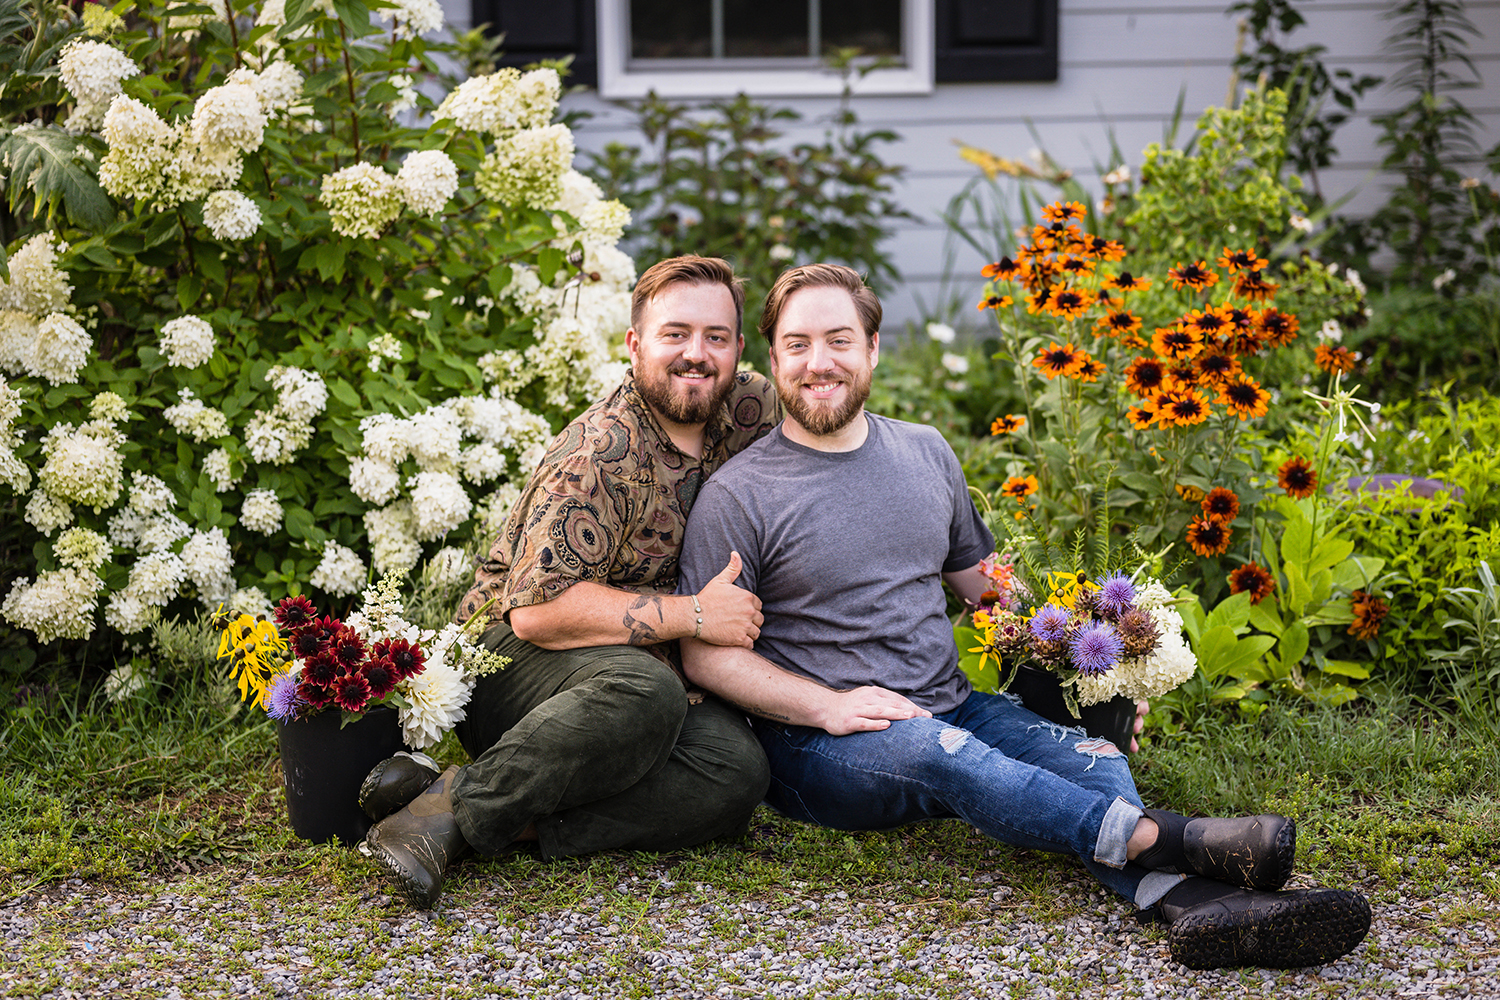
[{"left": 441, "top": 0, "right": 1500, "bottom": 328}]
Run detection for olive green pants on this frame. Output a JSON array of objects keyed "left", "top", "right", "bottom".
[{"left": 451, "top": 623, "right": 770, "bottom": 859}]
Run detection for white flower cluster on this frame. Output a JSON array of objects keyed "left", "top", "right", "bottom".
[
  {"left": 163, "top": 388, "right": 230, "bottom": 442},
  {"left": 398, "top": 638, "right": 475, "bottom": 749},
  {"left": 58, "top": 38, "right": 139, "bottom": 130},
  {"left": 159, "top": 315, "right": 216, "bottom": 368},
  {"left": 476, "top": 124, "right": 574, "bottom": 210},
  {"left": 0, "top": 376, "right": 29, "bottom": 492},
  {"left": 54, "top": 527, "right": 111, "bottom": 571},
  {"left": 244, "top": 366, "right": 327, "bottom": 464},
  {"left": 321, "top": 151, "right": 460, "bottom": 238},
  {"left": 38, "top": 418, "right": 125, "bottom": 509},
  {"left": 181, "top": 527, "right": 235, "bottom": 603},
  {"left": 378, "top": 0, "right": 444, "bottom": 39},
  {"left": 386, "top": 74, "right": 418, "bottom": 117},
  {"left": 1075, "top": 580, "right": 1199, "bottom": 706},
  {"left": 203, "top": 190, "right": 262, "bottom": 240},
  {"left": 25, "top": 489, "right": 72, "bottom": 535},
  {"left": 204, "top": 447, "right": 241, "bottom": 492},
  {"left": 240, "top": 488, "right": 284, "bottom": 534},
  {"left": 2, "top": 566, "right": 104, "bottom": 643},
  {"left": 396, "top": 150, "right": 459, "bottom": 217},
  {"left": 435, "top": 67, "right": 559, "bottom": 135},
  {"left": 104, "top": 662, "right": 151, "bottom": 701},
  {"left": 0, "top": 234, "right": 89, "bottom": 386},
  {"left": 310, "top": 539, "right": 366, "bottom": 597},
  {"left": 366, "top": 331, "right": 403, "bottom": 372},
  {"left": 228, "top": 62, "right": 305, "bottom": 115}
]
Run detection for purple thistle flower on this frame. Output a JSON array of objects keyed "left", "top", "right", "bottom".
[
  {"left": 1069, "top": 621, "right": 1125, "bottom": 676},
  {"left": 266, "top": 671, "right": 302, "bottom": 721},
  {"left": 1029, "top": 603, "right": 1071, "bottom": 642},
  {"left": 1097, "top": 572, "right": 1137, "bottom": 620}
]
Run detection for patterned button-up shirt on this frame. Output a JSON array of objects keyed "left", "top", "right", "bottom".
[{"left": 455, "top": 369, "right": 781, "bottom": 635}]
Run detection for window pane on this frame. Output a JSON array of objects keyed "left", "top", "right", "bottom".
[
  {"left": 724, "top": 0, "right": 808, "bottom": 58},
  {"left": 822, "top": 0, "right": 901, "bottom": 56},
  {"left": 631, "top": 0, "right": 712, "bottom": 58}
]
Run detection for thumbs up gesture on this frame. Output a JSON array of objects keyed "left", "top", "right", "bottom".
[{"left": 692, "top": 551, "right": 763, "bottom": 648}]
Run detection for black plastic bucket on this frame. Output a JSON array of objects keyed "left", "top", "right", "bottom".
[
  {"left": 276, "top": 704, "right": 408, "bottom": 845},
  {"left": 1007, "top": 666, "right": 1137, "bottom": 754}
]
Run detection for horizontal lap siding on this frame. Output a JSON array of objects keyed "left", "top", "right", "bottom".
[{"left": 537, "top": 0, "right": 1500, "bottom": 327}]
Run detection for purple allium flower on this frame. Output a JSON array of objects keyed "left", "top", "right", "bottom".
[
  {"left": 1069, "top": 621, "right": 1125, "bottom": 676},
  {"left": 266, "top": 671, "right": 302, "bottom": 721},
  {"left": 1029, "top": 603, "right": 1071, "bottom": 642},
  {"left": 1097, "top": 572, "right": 1137, "bottom": 620}
]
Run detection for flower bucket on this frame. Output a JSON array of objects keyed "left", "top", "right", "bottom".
[
  {"left": 276, "top": 704, "right": 408, "bottom": 846},
  {"left": 1008, "top": 666, "right": 1136, "bottom": 754}
]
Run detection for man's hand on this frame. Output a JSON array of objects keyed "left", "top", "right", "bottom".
[
  {"left": 693, "top": 551, "right": 763, "bottom": 648},
  {"left": 818, "top": 686, "right": 932, "bottom": 736}
]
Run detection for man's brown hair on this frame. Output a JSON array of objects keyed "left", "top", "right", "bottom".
[
  {"left": 757, "top": 263, "right": 882, "bottom": 345},
  {"left": 630, "top": 256, "right": 745, "bottom": 337}
]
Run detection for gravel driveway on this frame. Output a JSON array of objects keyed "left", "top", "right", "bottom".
[{"left": 5, "top": 859, "right": 1497, "bottom": 999}]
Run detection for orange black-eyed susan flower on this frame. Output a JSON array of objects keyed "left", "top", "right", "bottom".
[
  {"left": 1034, "top": 342, "right": 1087, "bottom": 379},
  {"left": 1277, "top": 456, "right": 1318, "bottom": 499},
  {"left": 1126, "top": 404, "right": 1156, "bottom": 430},
  {"left": 1152, "top": 324, "right": 1204, "bottom": 361},
  {"left": 982, "top": 257, "right": 1023, "bottom": 280},
  {"left": 1348, "top": 589, "right": 1390, "bottom": 640},
  {"left": 1060, "top": 255, "right": 1097, "bottom": 278},
  {"left": 1233, "top": 270, "right": 1279, "bottom": 301},
  {"left": 1083, "top": 235, "right": 1128, "bottom": 262},
  {"left": 1166, "top": 359, "right": 1202, "bottom": 386},
  {"left": 1167, "top": 261, "right": 1219, "bottom": 291},
  {"left": 1096, "top": 310, "right": 1143, "bottom": 338},
  {"left": 1186, "top": 517, "right": 1232, "bottom": 557},
  {"left": 1256, "top": 308, "right": 1300, "bottom": 347},
  {"left": 1104, "top": 271, "right": 1152, "bottom": 293},
  {"left": 1121, "top": 332, "right": 1150, "bottom": 351},
  {"left": 990, "top": 414, "right": 1026, "bottom": 436},
  {"left": 1025, "top": 286, "right": 1055, "bottom": 315},
  {"left": 1193, "top": 350, "right": 1242, "bottom": 385},
  {"left": 1044, "top": 287, "right": 1095, "bottom": 320},
  {"left": 1158, "top": 386, "right": 1214, "bottom": 427},
  {"left": 1175, "top": 482, "right": 1207, "bottom": 502},
  {"left": 1001, "top": 475, "right": 1040, "bottom": 502},
  {"left": 1183, "top": 306, "right": 1231, "bottom": 338},
  {"left": 1220, "top": 324, "right": 1265, "bottom": 358},
  {"left": 1071, "top": 354, "right": 1105, "bottom": 382},
  {"left": 1315, "top": 344, "right": 1358, "bottom": 375},
  {"left": 1228, "top": 562, "right": 1277, "bottom": 603},
  {"left": 1201, "top": 487, "right": 1240, "bottom": 523},
  {"left": 1217, "top": 248, "right": 1269, "bottom": 273},
  {"left": 977, "top": 294, "right": 1014, "bottom": 311},
  {"left": 1218, "top": 376, "right": 1271, "bottom": 420},
  {"left": 1043, "top": 200, "right": 1088, "bottom": 224},
  {"left": 1123, "top": 356, "right": 1167, "bottom": 396}
]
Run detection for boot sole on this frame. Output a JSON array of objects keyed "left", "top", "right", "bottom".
[
  {"left": 1168, "top": 888, "right": 1371, "bottom": 969},
  {"left": 365, "top": 837, "right": 443, "bottom": 910}
]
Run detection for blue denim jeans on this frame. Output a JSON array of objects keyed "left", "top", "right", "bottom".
[{"left": 752, "top": 690, "right": 1180, "bottom": 908}]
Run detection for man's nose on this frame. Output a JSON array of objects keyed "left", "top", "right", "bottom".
[
  {"left": 806, "top": 342, "right": 836, "bottom": 371},
  {"left": 682, "top": 333, "right": 708, "bottom": 363}
]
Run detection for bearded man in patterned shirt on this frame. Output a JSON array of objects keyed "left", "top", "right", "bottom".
[{"left": 360, "top": 257, "right": 781, "bottom": 908}]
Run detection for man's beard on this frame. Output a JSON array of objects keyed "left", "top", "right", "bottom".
[
  {"left": 636, "top": 361, "right": 735, "bottom": 426},
  {"left": 775, "top": 365, "right": 873, "bottom": 436}
]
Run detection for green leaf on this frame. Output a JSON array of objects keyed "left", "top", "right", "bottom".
[
  {"left": 1332, "top": 555, "right": 1385, "bottom": 591},
  {"left": 283, "top": 505, "right": 316, "bottom": 540},
  {"left": 329, "top": 377, "right": 361, "bottom": 408},
  {"left": 1278, "top": 620, "right": 1309, "bottom": 672},
  {"left": 177, "top": 274, "right": 204, "bottom": 311},
  {"left": 1204, "top": 590, "right": 1252, "bottom": 634},
  {"left": 1280, "top": 514, "right": 1314, "bottom": 571},
  {"left": 1320, "top": 659, "right": 1372, "bottom": 679},
  {"left": 298, "top": 243, "right": 347, "bottom": 282},
  {"left": 0, "top": 126, "right": 114, "bottom": 230},
  {"left": 1247, "top": 598, "right": 1284, "bottom": 637},
  {"left": 537, "top": 246, "right": 566, "bottom": 285},
  {"left": 1120, "top": 471, "right": 1163, "bottom": 497},
  {"left": 1284, "top": 561, "right": 1311, "bottom": 617},
  {"left": 1308, "top": 535, "right": 1354, "bottom": 577}
]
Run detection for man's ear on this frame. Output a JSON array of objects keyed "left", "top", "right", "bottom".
[
  {"left": 625, "top": 327, "right": 641, "bottom": 365},
  {"left": 869, "top": 329, "right": 880, "bottom": 369}
]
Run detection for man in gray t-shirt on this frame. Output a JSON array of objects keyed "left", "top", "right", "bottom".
[{"left": 676, "top": 264, "right": 1369, "bottom": 971}]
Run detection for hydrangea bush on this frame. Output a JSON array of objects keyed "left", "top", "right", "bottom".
[{"left": 0, "top": 0, "right": 635, "bottom": 659}]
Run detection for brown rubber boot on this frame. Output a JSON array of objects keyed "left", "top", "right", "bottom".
[
  {"left": 1152, "top": 877, "right": 1372, "bottom": 969},
  {"left": 358, "top": 752, "right": 441, "bottom": 821},
  {"left": 1139, "top": 809, "right": 1296, "bottom": 890},
  {"left": 363, "top": 765, "right": 469, "bottom": 909}
]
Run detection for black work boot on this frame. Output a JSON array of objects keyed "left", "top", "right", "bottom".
[
  {"left": 1136, "top": 809, "right": 1296, "bottom": 890},
  {"left": 363, "top": 765, "right": 469, "bottom": 909},
  {"left": 359, "top": 751, "right": 441, "bottom": 821},
  {"left": 1147, "top": 877, "right": 1371, "bottom": 969}
]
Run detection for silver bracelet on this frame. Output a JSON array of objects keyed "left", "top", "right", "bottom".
[{"left": 691, "top": 593, "right": 703, "bottom": 639}]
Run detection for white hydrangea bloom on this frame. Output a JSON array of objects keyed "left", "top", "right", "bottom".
[
  {"left": 54, "top": 527, "right": 111, "bottom": 571},
  {"left": 475, "top": 482, "right": 521, "bottom": 534},
  {"left": 320, "top": 162, "right": 403, "bottom": 239},
  {"left": 158, "top": 122, "right": 246, "bottom": 207},
  {"left": 310, "top": 539, "right": 366, "bottom": 597},
  {"left": 127, "top": 550, "right": 187, "bottom": 605},
  {"left": 475, "top": 348, "right": 527, "bottom": 394},
  {"left": 406, "top": 407, "right": 463, "bottom": 469},
  {"left": 189, "top": 81, "right": 267, "bottom": 158},
  {"left": 460, "top": 442, "right": 506, "bottom": 484},
  {"left": 106, "top": 507, "right": 149, "bottom": 550},
  {"left": 104, "top": 662, "right": 151, "bottom": 701},
  {"left": 348, "top": 456, "right": 402, "bottom": 505},
  {"left": 0, "top": 444, "right": 30, "bottom": 493},
  {"left": 266, "top": 365, "right": 328, "bottom": 421},
  {"left": 366, "top": 331, "right": 403, "bottom": 371},
  {"left": 203, "top": 190, "right": 262, "bottom": 240},
  {"left": 0, "top": 376, "right": 22, "bottom": 429},
  {"left": 378, "top": 0, "right": 444, "bottom": 39},
  {"left": 386, "top": 73, "right": 418, "bottom": 117},
  {"left": 425, "top": 546, "right": 472, "bottom": 587},
  {"left": 136, "top": 512, "right": 192, "bottom": 554},
  {"left": 181, "top": 528, "right": 235, "bottom": 603},
  {"left": 159, "top": 315, "right": 216, "bottom": 368},
  {"left": 396, "top": 150, "right": 458, "bottom": 217},
  {"left": 103, "top": 586, "right": 155, "bottom": 633},
  {"left": 396, "top": 651, "right": 473, "bottom": 749},
  {"left": 39, "top": 421, "right": 125, "bottom": 509},
  {"left": 89, "top": 392, "right": 128, "bottom": 423},
  {"left": 555, "top": 169, "right": 604, "bottom": 220},
  {"left": 0, "top": 233, "right": 73, "bottom": 316},
  {"left": 364, "top": 499, "right": 422, "bottom": 576},
  {"left": 228, "top": 585, "right": 275, "bottom": 618},
  {"left": 243, "top": 410, "right": 313, "bottom": 464},
  {"left": 163, "top": 389, "right": 230, "bottom": 442},
  {"left": 203, "top": 446, "right": 241, "bottom": 491},
  {"left": 240, "top": 488, "right": 284, "bottom": 534},
  {"left": 408, "top": 470, "right": 472, "bottom": 541},
  {"left": 359, "top": 412, "right": 410, "bottom": 465},
  {"left": 476, "top": 124, "right": 574, "bottom": 209},
  {"left": 98, "top": 95, "right": 175, "bottom": 202},
  {"left": 577, "top": 199, "right": 630, "bottom": 246},
  {"left": 435, "top": 67, "right": 559, "bottom": 134},
  {"left": 231, "top": 60, "right": 304, "bottom": 112},
  {"left": 2, "top": 568, "right": 103, "bottom": 642},
  {"left": 127, "top": 471, "right": 174, "bottom": 515},
  {"left": 28, "top": 313, "right": 91, "bottom": 385},
  {"left": 24, "top": 490, "right": 73, "bottom": 535},
  {"left": 82, "top": 3, "right": 124, "bottom": 35},
  {"left": 0, "top": 310, "right": 38, "bottom": 376},
  {"left": 58, "top": 39, "right": 139, "bottom": 129}
]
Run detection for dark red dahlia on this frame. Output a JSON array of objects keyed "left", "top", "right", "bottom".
[
  {"left": 297, "top": 678, "right": 335, "bottom": 710},
  {"left": 291, "top": 628, "right": 325, "bottom": 659},
  {"left": 302, "top": 650, "right": 343, "bottom": 687},
  {"left": 378, "top": 637, "right": 426, "bottom": 680},
  {"left": 274, "top": 595, "right": 319, "bottom": 631}
]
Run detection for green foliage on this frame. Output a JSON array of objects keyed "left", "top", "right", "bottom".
[
  {"left": 0, "top": 123, "right": 113, "bottom": 229},
  {"left": 1349, "top": 286, "right": 1500, "bottom": 398},
  {"left": 1430, "top": 559, "right": 1500, "bottom": 717},
  {"left": 583, "top": 63, "right": 909, "bottom": 366}
]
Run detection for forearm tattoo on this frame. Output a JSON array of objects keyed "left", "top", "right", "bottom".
[{"left": 622, "top": 595, "right": 665, "bottom": 645}]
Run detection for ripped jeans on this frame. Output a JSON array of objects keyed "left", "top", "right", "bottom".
[{"left": 752, "top": 690, "right": 1177, "bottom": 908}]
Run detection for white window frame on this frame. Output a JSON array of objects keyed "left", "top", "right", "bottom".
[{"left": 596, "top": 0, "right": 934, "bottom": 99}]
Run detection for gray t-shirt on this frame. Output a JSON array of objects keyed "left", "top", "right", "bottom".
[{"left": 677, "top": 413, "right": 994, "bottom": 714}]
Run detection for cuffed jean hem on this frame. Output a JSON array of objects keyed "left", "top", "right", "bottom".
[
  {"left": 1093, "top": 795, "right": 1144, "bottom": 869},
  {"left": 1135, "top": 870, "right": 1189, "bottom": 910}
]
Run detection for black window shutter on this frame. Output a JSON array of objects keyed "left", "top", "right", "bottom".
[
  {"left": 935, "top": 0, "right": 1058, "bottom": 82},
  {"left": 473, "top": 0, "right": 598, "bottom": 87}
]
